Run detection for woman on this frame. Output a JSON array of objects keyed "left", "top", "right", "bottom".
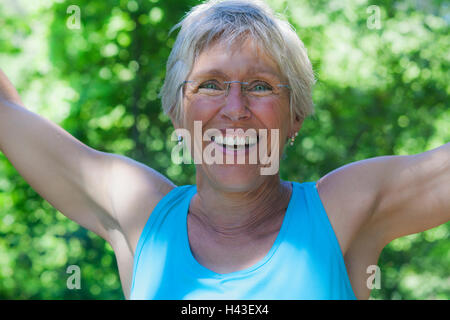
[{"left": 0, "top": 0, "right": 448, "bottom": 300}]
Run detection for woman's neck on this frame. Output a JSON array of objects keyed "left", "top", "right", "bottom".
[{"left": 189, "top": 175, "right": 292, "bottom": 242}]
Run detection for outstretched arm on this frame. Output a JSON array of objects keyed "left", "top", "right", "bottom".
[
  {"left": 317, "top": 143, "right": 450, "bottom": 253},
  {"left": 0, "top": 69, "right": 120, "bottom": 242},
  {"left": 0, "top": 69, "right": 173, "bottom": 246},
  {"left": 368, "top": 143, "right": 450, "bottom": 245},
  {"left": 0, "top": 69, "right": 23, "bottom": 107}
]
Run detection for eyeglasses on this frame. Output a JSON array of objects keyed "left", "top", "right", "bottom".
[{"left": 179, "top": 79, "right": 290, "bottom": 101}]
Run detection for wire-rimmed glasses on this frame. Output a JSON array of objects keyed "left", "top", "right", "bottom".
[{"left": 179, "top": 79, "right": 290, "bottom": 102}]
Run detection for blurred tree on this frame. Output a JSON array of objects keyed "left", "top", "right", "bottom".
[{"left": 0, "top": 0, "right": 448, "bottom": 299}]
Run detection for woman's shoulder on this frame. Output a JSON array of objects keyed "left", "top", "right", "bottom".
[{"left": 104, "top": 157, "right": 180, "bottom": 248}]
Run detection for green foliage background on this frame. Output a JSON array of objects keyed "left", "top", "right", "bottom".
[{"left": 0, "top": 0, "right": 448, "bottom": 299}]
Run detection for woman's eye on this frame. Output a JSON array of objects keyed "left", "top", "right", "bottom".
[
  {"left": 249, "top": 82, "right": 272, "bottom": 91},
  {"left": 199, "top": 81, "right": 221, "bottom": 90}
]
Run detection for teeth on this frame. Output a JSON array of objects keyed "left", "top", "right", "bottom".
[
  {"left": 211, "top": 134, "right": 258, "bottom": 147},
  {"left": 214, "top": 135, "right": 223, "bottom": 144},
  {"left": 225, "top": 136, "right": 235, "bottom": 146}
]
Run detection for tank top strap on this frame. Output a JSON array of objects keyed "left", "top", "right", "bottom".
[
  {"left": 284, "top": 181, "right": 355, "bottom": 299},
  {"left": 291, "top": 181, "right": 346, "bottom": 258},
  {"left": 131, "top": 184, "right": 196, "bottom": 291}
]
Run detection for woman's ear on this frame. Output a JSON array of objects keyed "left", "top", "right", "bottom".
[
  {"left": 170, "top": 113, "right": 180, "bottom": 130},
  {"left": 292, "top": 114, "right": 304, "bottom": 135}
]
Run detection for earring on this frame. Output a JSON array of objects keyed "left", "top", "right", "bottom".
[
  {"left": 289, "top": 132, "right": 298, "bottom": 146},
  {"left": 177, "top": 135, "right": 183, "bottom": 145}
]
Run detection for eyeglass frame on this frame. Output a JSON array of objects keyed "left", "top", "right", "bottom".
[{"left": 177, "top": 79, "right": 291, "bottom": 99}]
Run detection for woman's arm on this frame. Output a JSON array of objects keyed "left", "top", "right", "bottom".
[
  {"left": 0, "top": 69, "right": 174, "bottom": 247},
  {"left": 369, "top": 143, "right": 450, "bottom": 245},
  {"left": 317, "top": 143, "right": 450, "bottom": 253},
  {"left": 0, "top": 69, "right": 23, "bottom": 107}
]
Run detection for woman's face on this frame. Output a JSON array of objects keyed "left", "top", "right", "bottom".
[{"left": 177, "top": 38, "right": 300, "bottom": 192}]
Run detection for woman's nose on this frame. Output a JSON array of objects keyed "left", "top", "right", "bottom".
[{"left": 220, "top": 82, "right": 251, "bottom": 121}]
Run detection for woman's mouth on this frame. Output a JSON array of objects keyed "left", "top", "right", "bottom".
[{"left": 210, "top": 134, "right": 259, "bottom": 151}]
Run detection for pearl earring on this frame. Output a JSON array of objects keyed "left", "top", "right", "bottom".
[{"left": 289, "top": 132, "right": 298, "bottom": 146}]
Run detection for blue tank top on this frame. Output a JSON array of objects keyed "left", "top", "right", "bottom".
[{"left": 130, "top": 181, "right": 356, "bottom": 300}]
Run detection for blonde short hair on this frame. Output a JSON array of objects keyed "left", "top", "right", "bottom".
[{"left": 159, "top": 0, "right": 315, "bottom": 126}]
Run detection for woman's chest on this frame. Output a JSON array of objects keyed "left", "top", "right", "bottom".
[{"left": 186, "top": 217, "right": 282, "bottom": 274}]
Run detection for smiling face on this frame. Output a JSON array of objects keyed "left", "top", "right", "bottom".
[{"left": 174, "top": 38, "right": 302, "bottom": 192}]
